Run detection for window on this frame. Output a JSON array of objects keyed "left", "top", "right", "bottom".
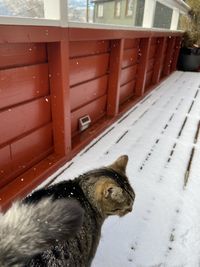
[
  {"left": 135, "top": 0, "right": 145, "bottom": 26},
  {"left": 126, "top": 0, "right": 134, "bottom": 17},
  {"left": 177, "top": 13, "right": 188, "bottom": 30},
  {"left": 0, "top": 0, "right": 44, "bottom": 18},
  {"left": 97, "top": 4, "right": 104, "bottom": 18},
  {"left": 153, "top": 2, "right": 173, "bottom": 29},
  {"left": 115, "top": 0, "right": 121, "bottom": 17}
]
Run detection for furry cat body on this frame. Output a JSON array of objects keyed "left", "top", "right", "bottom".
[
  {"left": 0, "top": 198, "right": 84, "bottom": 267},
  {"left": 24, "top": 155, "right": 135, "bottom": 267},
  {"left": 25, "top": 179, "right": 102, "bottom": 266}
]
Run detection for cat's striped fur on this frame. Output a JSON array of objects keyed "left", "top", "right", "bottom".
[{"left": 0, "top": 155, "right": 135, "bottom": 267}]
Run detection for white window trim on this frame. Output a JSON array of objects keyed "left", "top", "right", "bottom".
[
  {"left": 143, "top": 0, "right": 156, "bottom": 28},
  {"left": 115, "top": 0, "right": 121, "bottom": 18},
  {"left": 170, "top": 8, "right": 180, "bottom": 30},
  {"left": 97, "top": 4, "right": 104, "bottom": 18}
]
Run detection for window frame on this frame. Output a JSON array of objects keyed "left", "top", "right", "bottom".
[
  {"left": 97, "top": 3, "right": 104, "bottom": 18},
  {"left": 114, "top": 0, "right": 121, "bottom": 18}
]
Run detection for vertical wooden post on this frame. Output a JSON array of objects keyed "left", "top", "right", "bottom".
[
  {"left": 171, "top": 36, "right": 182, "bottom": 71},
  {"left": 47, "top": 40, "right": 71, "bottom": 160},
  {"left": 162, "top": 36, "right": 176, "bottom": 77},
  {"left": 107, "top": 39, "right": 124, "bottom": 117},
  {"left": 135, "top": 37, "right": 151, "bottom": 96},
  {"left": 152, "top": 37, "right": 167, "bottom": 84}
]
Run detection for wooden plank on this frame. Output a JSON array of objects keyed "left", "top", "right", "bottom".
[
  {"left": 150, "top": 38, "right": 157, "bottom": 45},
  {"left": 151, "top": 31, "right": 182, "bottom": 38},
  {"left": 120, "top": 80, "right": 135, "bottom": 105},
  {"left": 0, "top": 63, "right": 49, "bottom": 110},
  {"left": 107, "top": 39, "right": 124, "bottom": 116},
  {"left": 152, "top": 37, "right": 167, "bottom": 84},
  {"left": 0, "top": 145, "right": 12, "bottom": 188},
  {"left": 122, "top": 48, "right": 139, "bottom": 68},
  {"left": 171, "top": 37, "right": 182, "bottom": 72},
  {"left": 160, "top": 38, "right": 168, "bottom": 76},
  {"left": 0, "top": 153, "right": 64, "bottom": 211},
  {"left": 69, "top": 53, "right": 110, "bottom": 86},
  {"left": 135, "top": 38, "right": 151, "bottom": 96},
  {"left": 11, "top": 124, "right": 53, "bottom": 172},
  {"left": 70, "top": 75, "right": 108, "bottom": 111},
  {"left": 0, "top": 43, "right": 47, "bottom": 70},
  {"left": 68, "top": 28, "right": 182, "bottom": 42},
  {"left": 0, "top": 25, "right": 64, "bottom": 43},
  {"left": 0, "top": 25, "right": 182, "bottom": 44},
  {"left": 47, "top": 41, "right": 72, "bottom": 158},
  {"left": 69, "top": 28, "right": 151, "bottom": 41},
  {"left": 69, "top": 40, "right": 110, "bottom": 58},
  {"left": 0, "top": 97, "right": 51, "bottom": 146},
  {"left": 120, "top": 64, "right": 137, "bottom": 86},
  {"left": 163, "top": 40, "right": 168, "bottom": 55},
  {"left": 0, "top": 125, "right": 53, "bottom": 190},
  {"left": 124, "top": 39, "right": 140, "bottom": 49},
  {"left": 71, "top": 95, "right": 107, "bottom": 135},
  {"left": 162, "top": 37, "right": 176, "bottom": 77},
  {"left": 149, "top": 44, "right": 157, "bottom": 59},
  {"left": 145, "top": 70, "right": 153, "bottom": 89},
  {"left": 147, "top": 58, "right": 155, "bottom": 72}
]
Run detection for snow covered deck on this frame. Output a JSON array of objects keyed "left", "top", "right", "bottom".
[{"left": 43, "top": 71, "right": 200, "bottom": 266}]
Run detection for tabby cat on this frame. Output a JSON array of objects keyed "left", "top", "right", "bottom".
[
  {"left": 25, "top": 155, "right": 135, "bottom": 267},
  {"left": 0, "top": 198, "right": 84, "bottom": 267}
]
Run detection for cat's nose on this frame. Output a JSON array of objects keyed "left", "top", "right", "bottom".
[{"left": 127, "top": 199, "right": 132, "bottom": 206}]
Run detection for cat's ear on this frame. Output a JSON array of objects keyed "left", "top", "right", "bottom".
[
  {"left": 109, "top": 155, "right": 128, "bottom": 173},
  {"left": 104, "top": 184, "right": 123, "bottom": 201}
]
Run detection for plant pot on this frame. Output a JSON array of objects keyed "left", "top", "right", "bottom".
[{"left": 177, "top": 47, "right": 200, "bottom": 71}]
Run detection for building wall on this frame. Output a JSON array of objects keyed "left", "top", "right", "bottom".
[
  {"left": 94, "top": 0, "right": 144, "bottom": 26},
  {"left": 94, "top": 0, "right": 134, "bottom": 25}
]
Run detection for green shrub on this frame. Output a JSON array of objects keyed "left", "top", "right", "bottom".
[{"left": 180, "top": 0, "right": 200, "bottom": 47}]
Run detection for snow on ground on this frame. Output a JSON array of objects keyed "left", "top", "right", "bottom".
[{"left": 41, "top": 71, "right": 200, "bottom": 267}]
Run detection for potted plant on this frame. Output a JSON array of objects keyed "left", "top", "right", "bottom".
[{"left": 178, "top": 0, "right": 200, "bottom": 71}]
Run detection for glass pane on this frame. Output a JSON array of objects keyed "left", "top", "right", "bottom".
[
  {"left": 177, "top": 13, "right": 189, "bottom": 31},
  {"left": 68, "top": 0, "right": 145, "bottom": 27},
  {"left": 153, "top": 2, "right": 173, "bottom": 29},
  {"left": 126, "top": 0, "right": 134, "bottom": 16},
  {"left": 0, "top": 0, "right": 44, "bottom": 18},
  {"left": 68, "top": 0, "right": 94, "bottom": 22},
  {"left": 135, "top": 0, "right": 144, "bottom": 27}
]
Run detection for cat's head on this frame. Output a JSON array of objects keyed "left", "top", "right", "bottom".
[{"left": 94, "top": 155, "right": 135, "bottom": 217}]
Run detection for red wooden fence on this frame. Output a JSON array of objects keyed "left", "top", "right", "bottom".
[{"left": 0, "top": 25, "right": 182, "bottom": 210}]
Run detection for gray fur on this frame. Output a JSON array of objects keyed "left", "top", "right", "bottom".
[
  {"left": 26, "top": 155, "right": 135, "bottom": 267},
  {"left": 0, "top": 155, "right": 135, "bottom": 267},
  {"left": 0, "top": 198, "right": 84, "bottom": 266}
]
